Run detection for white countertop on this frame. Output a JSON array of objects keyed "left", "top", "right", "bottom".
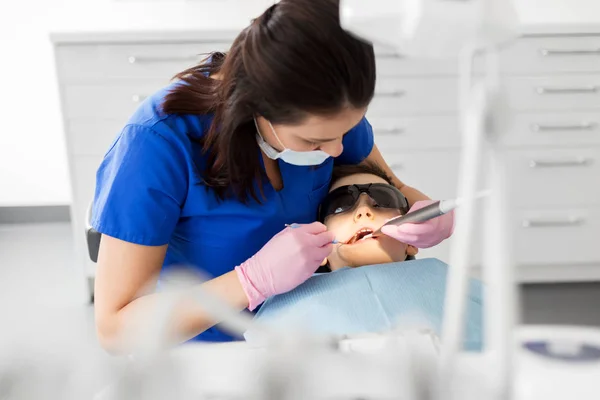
[
  {"left": 49, "top": 0, "right": 271, "bottom": 43},
  {"left": 516, "top": 0, "right": 600, "bottom": 34},
  {"left": 49, "top": 0, "right": 600, "bottom": 44}
]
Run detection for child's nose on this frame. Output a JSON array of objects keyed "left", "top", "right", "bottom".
[{"left": 353, "top": 196, "right": 375, "bottom": 221}]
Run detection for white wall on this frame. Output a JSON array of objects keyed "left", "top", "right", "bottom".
[
  {"left": 0, "top": 0, "right": 273, "bottom": 207},
  {"left": 0, "top": 0, "right": 72, "bottom": 206}
]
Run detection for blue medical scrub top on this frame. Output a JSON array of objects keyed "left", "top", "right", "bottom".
[{"left": 92, "top": 82, "right": 374, "bottom": 342}]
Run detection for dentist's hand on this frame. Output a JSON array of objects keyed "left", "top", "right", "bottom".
[
  {"left": 235, "top": 222, "right": 335, "bottom": 310},
  {"left": 380, "top": 200, "right": 455, "bottom": 249}
]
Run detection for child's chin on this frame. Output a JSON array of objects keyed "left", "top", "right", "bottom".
[{"left": 349, "top": 254, "right": 397, "bottom": 268}]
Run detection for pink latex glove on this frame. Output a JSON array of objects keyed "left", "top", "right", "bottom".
[
  {"left": 235, "top": 222, "right": 335, "bottom": 310},
  {"left": 380, "top": 200, "right": 455, "bottom": 249}
]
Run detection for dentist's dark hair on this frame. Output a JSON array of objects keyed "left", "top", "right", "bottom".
[{"left": 162, "top": 0, "right": 376, "bottom": 203}]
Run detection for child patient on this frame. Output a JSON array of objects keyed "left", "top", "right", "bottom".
[
  {"left": 319, "top": 162, "right": 418, "bottom": 271},
  {"left": 246, "top": 162, "right": 483, "bottom": 348}
]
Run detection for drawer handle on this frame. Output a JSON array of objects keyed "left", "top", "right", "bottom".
[
  {"left": 128, "top": 55, "right": 199, "bottom": 64},
  {"left": 531, "top": 122, "right": 597, "bottom": 132},
  {"left": 529, "top": 157, "right": 592, "bottom": 168},
  {"left": 376, "top": 89, "right": 405, "bottom": 98},
  {"left": 378, "top": 52, "right": 404, "bottom": 59},
  {"left": 377, "top": 127, "right": 405, "bottom": 135},
  {"left": 522, "top": 217, "right": 583, "bottom": 228},
  {"left": 132, "top": 94, "right": 147, "bottom": 103},
  {"left": 536, "top": 86, "right": 598, "bottom": 95},
  {"left": 540, "top": 48, "right": 600, "bottom": 57}
]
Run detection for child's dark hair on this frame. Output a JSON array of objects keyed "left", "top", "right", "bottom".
[{"left": 330, "top": 162, "right": 394, "bottom": 188}]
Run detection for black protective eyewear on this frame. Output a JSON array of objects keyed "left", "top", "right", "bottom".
[{"left": 318, "top": 183, "right": 409, "bottom": 221}]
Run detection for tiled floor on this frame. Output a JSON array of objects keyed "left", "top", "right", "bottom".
[{"left": 1, "top": 222, "right": 599, "bottom": 351}]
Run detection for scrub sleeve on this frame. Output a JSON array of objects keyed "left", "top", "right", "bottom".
[{"left": 92, "top": 124, "right": 188, "bottom": 246}]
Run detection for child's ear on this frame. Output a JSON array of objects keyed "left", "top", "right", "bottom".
[
  {"left": 320, "top": 258, "right": 328, "bottom": 266},
  {"left": 407, "top": 245, "right": 419, "bottom": 257}
]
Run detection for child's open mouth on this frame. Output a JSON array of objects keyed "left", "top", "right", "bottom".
[{"left": 346, "top": 227, "right": 376, "bottom": 245}]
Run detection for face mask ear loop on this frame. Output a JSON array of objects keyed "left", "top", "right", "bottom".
[
  {"left": 267, "top": 120, "right": 288, "bottom": 151},
  {"left": 253, "top": 117, "right": 266, "bottom": 140}
]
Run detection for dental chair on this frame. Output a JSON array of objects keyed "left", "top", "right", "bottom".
[
  {"left": 85, "top": 202, "right": 101, "bottom": 264},
  {"left": 85, "top": 203, "right": 101, "bottom": 303}
]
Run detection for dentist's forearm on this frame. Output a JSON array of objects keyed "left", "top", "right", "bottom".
[
  {"left": 363, "top": 144, "right": 431, "bottom": 206},
  {"left": 98, "top": 271, "right": 248, "bottom": 354},
  {"left": 398, "top": 184, "right": 431, "bottom": 206}
]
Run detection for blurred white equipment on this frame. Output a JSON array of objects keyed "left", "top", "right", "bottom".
[
  {"left": 347, "top": 1, "right": 600, "bottom": 400},
  {"left": 341, "top": 0, "right": 520, "bottom": 57}
]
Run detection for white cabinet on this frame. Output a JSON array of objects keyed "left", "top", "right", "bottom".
[
  {"left": 53, "top": 30, "right": 600, "bottom": 294},
  {"left": 366, "top": 33, "right": 600, "bottom": 281}
]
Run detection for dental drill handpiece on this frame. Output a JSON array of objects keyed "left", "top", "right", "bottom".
[
  {"left": 364, "top": 190, "right": 490, "bottom": 240},
  {"left": 368, "top": 200, "right": 453, "bottom": 237}
]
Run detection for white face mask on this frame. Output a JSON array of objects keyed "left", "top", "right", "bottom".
[{"left": 254, "top": 117, "right": 331, "bottom": 166}]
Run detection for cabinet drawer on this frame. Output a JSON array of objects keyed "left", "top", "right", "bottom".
[
  {"left": 64, "top": 82, "right": 164, "bottom": 119},
  {"left": 375, "top": 35, "right": 600, "bottom": 77},
  {"left": 501, "top": 36, "right": 600, "bottom": 75},
  {"left": 370, "top": 77, "right": 458, "bottom": 116},
  {"left": 502, "top": 112, "right": 600, "bottom": 147},
  {"left": 435, "top": 206, "right": 600, "bottom": 270},
  {"left": 370, "top": 116, "right": 460, "bottom": 150},
  {"left": 382, "top": 150, "right": 460, "bottom": 200},
  {"left": 375, "top": 47, "right": 458, "bottom": 77},
  {"left": 507, "top": 75, "right": 600, "bottom": 112},
  {"left": 67, "top": 120, "right": 124, "bottom": 156},
  {"left": 506, "top": 148, "right": 600, "bottom": 208},
  {"left": 56, "top": 42, "right": 231, "bottom": 83},
  {"left": 513, "top": 206, "right": 600, "bottom": 265}
]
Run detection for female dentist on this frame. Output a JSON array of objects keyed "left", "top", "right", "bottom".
[{"left": 92, "top": 0, "right": 455, "bottom": 353}]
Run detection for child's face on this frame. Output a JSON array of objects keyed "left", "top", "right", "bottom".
[{"left": 323, "top": 173, "right": 418, "bottom": 271}]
